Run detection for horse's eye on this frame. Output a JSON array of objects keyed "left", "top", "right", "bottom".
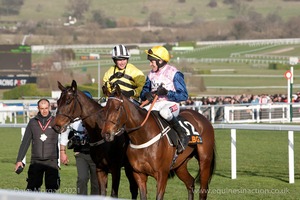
[{"left": 66, "top": 96, "right": 73, "bottom": 104}]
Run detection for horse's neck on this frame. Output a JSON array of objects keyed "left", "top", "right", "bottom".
[
  {"left": 125, "top": 100, "right": 161, "bottom": 142},
  {"left": 81, "top": 99, "right": 99, "bottom": 115},
  {"left": 125, "top": 100, "right": 148, "bottom": 126},
  {"left": 85, "top": 125, "right": 103, "bottom": 142},
  {"left": 81, "top": 101, "right": 103, "bottom": 129}
]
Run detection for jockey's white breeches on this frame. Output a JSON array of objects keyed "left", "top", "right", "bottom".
[{"left": 143, "top": 101, "right": 180, "bottom": 121}]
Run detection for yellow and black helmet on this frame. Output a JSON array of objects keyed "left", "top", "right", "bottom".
[{"left": 145, "top": 46, "right": 170, "bottom": 62}]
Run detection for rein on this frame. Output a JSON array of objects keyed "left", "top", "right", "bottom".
[
  {"left": 125, "top": 95, "right": 158, "bottom": 133},
  {"left": 71, "top": 95, "right": 106, "bottom": 146},
  {"left": 107, "top": 95, "right": 158, "bottom": 133},
  {"left": 57, "top": 92, "right": 106, "bottom": 147}
]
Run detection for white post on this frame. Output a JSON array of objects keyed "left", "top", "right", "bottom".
[
  {"left": 287, "top": 78, "right": 291, "bottom": 121},
  {"left": 21, "top": 128, "right": 26, "bottom": 165},
  {"left": 231, "top": 129, "right": 237, "bottom": 179},
  {"left": 291, "top": 66, "right": 294, "bottom": 122},
  {"left": 58, "top": 134, "right": 61, "bottom": 167},
  {"left": 211, "top": 106, "right": 215, "bottom": 123},
  {"left": 288, "top": 131, "right": 294, "bottom": 184},
  {"left": 98, "top": 60, "right": 101, "bottom": 99}
]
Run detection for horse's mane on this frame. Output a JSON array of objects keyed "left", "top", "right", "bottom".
[
  {"left": 109, "top": 90, "right": 144, "bottom": 110},
  {"left": 70, "top": 87, "right": 104, "bottom": 109}
]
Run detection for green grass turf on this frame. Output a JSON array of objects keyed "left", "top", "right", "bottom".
[{"left": 1, "top": 127, "right": 299, "bottom": 199}]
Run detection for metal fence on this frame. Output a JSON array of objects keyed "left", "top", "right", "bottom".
[{"left": 181, "top": 102, "right": 300, "bottom": 124}]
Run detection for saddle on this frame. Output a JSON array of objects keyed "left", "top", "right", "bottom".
[{"left": 151, "top": 111, "right": 203, "bottom": 147}]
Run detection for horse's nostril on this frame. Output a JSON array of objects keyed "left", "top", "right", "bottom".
[{"left": 103, "top": 132, "right": 113, "bottom": 142}]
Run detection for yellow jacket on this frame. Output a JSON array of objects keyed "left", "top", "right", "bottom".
[{"left": 103, "top": 63, "right": 146, "bottom": 99}]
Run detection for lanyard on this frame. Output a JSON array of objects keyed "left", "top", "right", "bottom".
[{"left": 38, "top": 118, "right": 52, "bottom": 133}]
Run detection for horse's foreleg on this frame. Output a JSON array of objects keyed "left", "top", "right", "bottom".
[
  {"left": 175, "top": 164, "right": 195, "bottom": 200},
  {"left": 155, "top": 171, "right": 169, "bottom": 200},
  {"left": 110, "top": 168, "right": 121, "bottom": 198},
  {"left": 124, "top": 163, "right": 138, "bottom": 199},
  {"left": 96, "top": 168, "right": 108, "bottom": 196},
  {"left": 133, "top": 172, "right": 148, "bottom": 200}
]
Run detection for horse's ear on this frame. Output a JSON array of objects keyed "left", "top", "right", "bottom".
[
  {"left": 71, "top": 80, "right": 77, "bottom": 92},
  {"left": 115, "top": 84, "right": 122, "bottom": 96},
  {"left": 102, "top": 82, "right": 110, "bottom": 96},
  {"left": 58, "top": 81, "right": 65, "bottom": 91}
]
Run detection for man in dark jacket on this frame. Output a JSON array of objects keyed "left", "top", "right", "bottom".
[{"left": 15, "top": 98, "right": 60, "bottom": 192}]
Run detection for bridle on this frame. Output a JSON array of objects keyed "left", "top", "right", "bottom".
[
  {"left": 56, "top": 90, "right": 96, "bottom": 124},
  {"left": 104, "top": 97, "right": 127, "bottom": 135},
  {"left": 56, "top": 89, "right": 106, "bottom": 146}
]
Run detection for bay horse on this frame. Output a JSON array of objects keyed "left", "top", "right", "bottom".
[
  {"left": 51, "top": 80, "right": 138, "bottom": 199},
  {"left": 101, "top": 84, "right": 215, "bottom": 200}
]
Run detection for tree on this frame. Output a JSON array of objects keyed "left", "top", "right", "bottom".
[
  {"left": 285, "top": 16, "right": 300, "bottom": 38},
  {"left": 231, "top": 19, "right": 250, "bottom": 39},
  {"left": 208, "top": 0, "right": 218, "bottom": 8},
  {"left": 65, "top": 0, "right": 90, "bottom": 20},
  {"left": 91, "top": 10, "right": 105, "bottom": 27},
  {"left": 0, "top": 0, "right": 24, "bottom": 15},
  {"left": 148, "top": 11, "right": 163, "bottom": 26}
]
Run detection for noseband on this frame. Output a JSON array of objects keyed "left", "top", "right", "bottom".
[{"left": 104, "top": 97, "right": 127, "bottom": 135}]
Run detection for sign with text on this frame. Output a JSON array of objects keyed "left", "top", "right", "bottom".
[
  {"left": 0, "top": 45, "right": 32, "bottom": 74},
  {"left": 0, "top": 76, "right": 37, "bottom": 89},
  {"left": 289, "top": 57, "right": 299, "bottom": 65},
  {"left": 80, "top": 53, "right": 100, "bottom": 60}
]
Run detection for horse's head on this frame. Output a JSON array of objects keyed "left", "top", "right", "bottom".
[
  {"left": 101, "top": 84, "right": 127, "bottom": 142},
  {"left": 52, "top": 80, "right": 83, "bottom": 133}
]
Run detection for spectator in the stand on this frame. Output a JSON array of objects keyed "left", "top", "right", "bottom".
[
  {"left": 206, "top": 97, "right": 216, "bottom": 105},
  {"left": 193, "top": 98, "right": 202, "bottom": 112},
  {"left": 240, "top": 94, "right": 250, "bottom": 103},
  {"left": 281, "top": 95, "right": 288, "bottom": 103},
  {"left": 295, "top": 92, "right": 300, "bottom": 102},
  {"left": 272, "top": 94, "right": 284, "bottom": 103},
  {"left": 250, "top": 95, "right": 260, "bottom": 119},
  {"left": 259, "top": 94, "right": 269, "bottom": 104},
  {"left": 214, "top": 96, "right": 225, "bottom": 121},
  {"left": 200, "top": 97, "right": 211, "bottom": 120},
  {"left": 292, "top": 95, "right": 297, "bottom": 103},
  {"left": 250, "top": 95, "right": 260, "bottom": 104},
  {"left": 186, "top": 93, "right": 300, "bottom": 106},
  {"left": 185, "top": 97, "right": 194, "bottom": 106},
  {"left": 230, "top": 98, "right": 237, "bottom": 104},
  {"left": 259, "top": 94, "right": 273, "bottom": 119},
  {"left": 222, "top": 96, "right": 232, "bottom": 104}
]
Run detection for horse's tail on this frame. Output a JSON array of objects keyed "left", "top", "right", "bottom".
[
  {"left": 209, "top": 144, "right": 216, "bottom": 182},
  {"left": 168, "top": 170, "right": 176, "bottom": 179}
]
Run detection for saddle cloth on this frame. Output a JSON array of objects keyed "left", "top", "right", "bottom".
[{"left": 151, "top": 111, "right": 203, "bottom": 146}]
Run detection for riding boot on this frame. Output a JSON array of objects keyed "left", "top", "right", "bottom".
[{"left": 169, "top": 116, "right": 189, "bottom": 154}]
